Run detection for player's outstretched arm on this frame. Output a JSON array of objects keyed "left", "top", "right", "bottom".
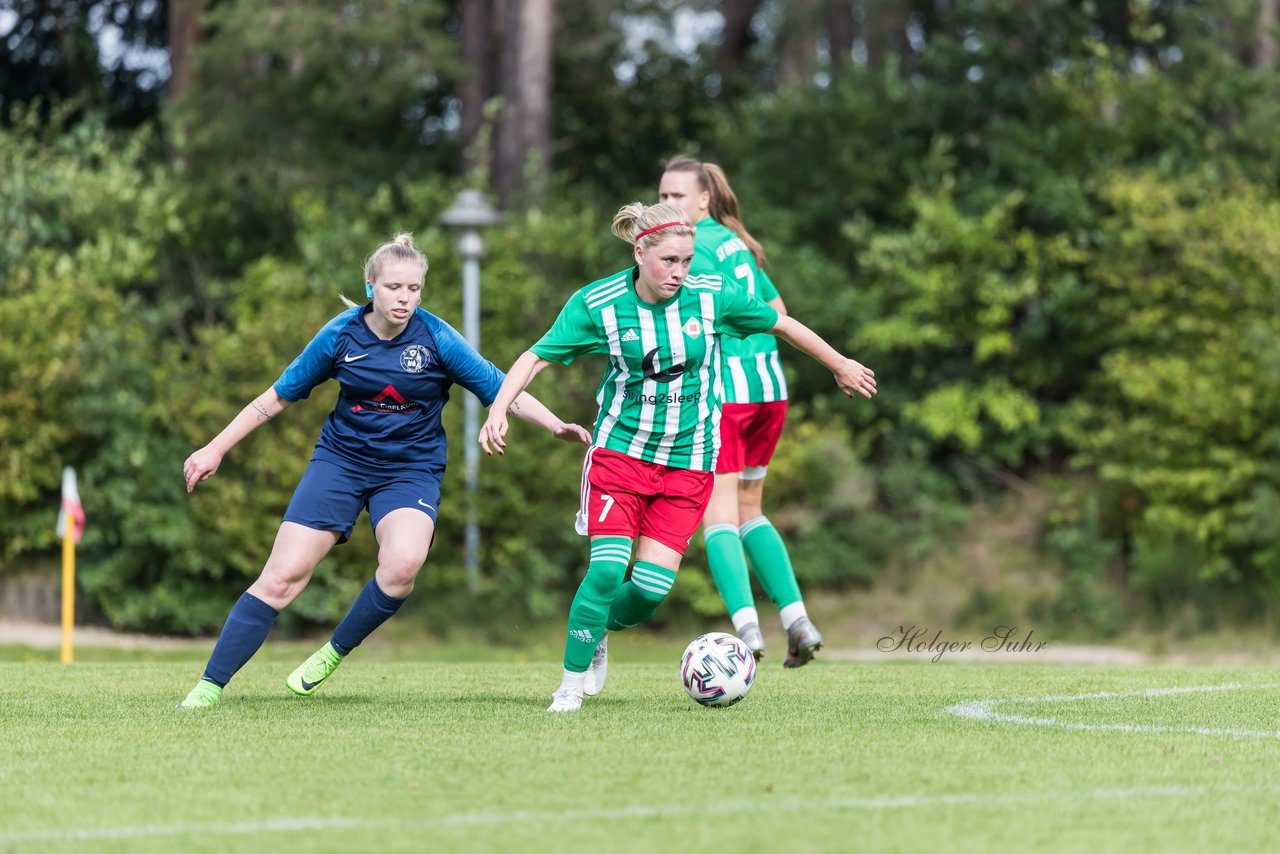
[
  {"left": 508, "top": 392, "right": 591, "bottom": 446},
  {"left": 771, "top": 315, "right": 877, "bottom": 400},
  {"left": 183, "top": 387, "right": 293, "bottom": 493},
  {"left": 479, "top": 350, "right": 556, "bottom": 457}
]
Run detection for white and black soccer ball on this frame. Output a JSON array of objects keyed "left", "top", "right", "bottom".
[{"left": 680, "top": 631, "right": 756, "bottom": 707}]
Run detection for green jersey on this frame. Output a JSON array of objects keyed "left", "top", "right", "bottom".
[
  {"left": 693, "top": 218, "right": 789, "bottom": 404},
  {"left": 532, "top": 266, "right": 779, "bottom": 471}
]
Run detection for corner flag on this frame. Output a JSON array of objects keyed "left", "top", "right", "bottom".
[
  {"left": 57, "top": 467, "right": 84, "bottom": 663},
  {"left": 56, "top": 467, "right": 85, "bottom": 544}
]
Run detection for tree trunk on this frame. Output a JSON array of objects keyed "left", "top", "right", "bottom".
[
  {"left": 494, "top": 0, "right": 554, "bottom": 204},
  {"left": 826, "top": 0, "right": 855, "bottom": 71},
  {"left": 1256, "top": 0, "right": 1278, "bottom": 69},
  {"left": 168, "top": 0, "right": 204, "bottom": 102},
  {"left": 717, "top": 0, "right": 766, "bottom": 84},
  {"left": 45, "top": 0, "right": 97, "bottom": 109},
  {"left": 861, "top": 0, "right": 911, "bottom": 71},
  {"left": 778, "top": 0, "right": 822, "bottom": 88},
  {"left": 516, "top": 0, "right": 553, "bottom": 198},
  {"left": 459, "top": 0, "right": 493, "bottom": 174}
]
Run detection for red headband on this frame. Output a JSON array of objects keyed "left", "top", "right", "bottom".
[{"left": 634, "top": 221, "right": 685, "bottom": 242}]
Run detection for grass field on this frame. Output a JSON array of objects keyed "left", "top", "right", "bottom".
[{"left": 2, "top": 642, "right": 1279, "bottom": 853}]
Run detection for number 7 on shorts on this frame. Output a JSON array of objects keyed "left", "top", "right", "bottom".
[{"left": 597, "top": 493, "right": 615, "bottom": 522}]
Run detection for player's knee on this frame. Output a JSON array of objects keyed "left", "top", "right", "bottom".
[
  {"left": 583, "top": 560, "right": 626, "bottom": 595},
  {"left": 377, "top": 553, "right": 424, "bottom": 591},
  {"left": 736, "top": 477, "right": 765, "bottom": 514},
  {"left": 736, "top": 490, "right": 764, "bottom": 518},
  {"left": 702, "top": 502, "right": 737, "bottom": 526},
  {"left": 257, "top": 563, "right": 310, "bottom": 602}
]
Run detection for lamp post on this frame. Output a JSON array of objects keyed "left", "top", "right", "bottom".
[{"left": 441, "top": 189, "right": 502, "bottom": 593}]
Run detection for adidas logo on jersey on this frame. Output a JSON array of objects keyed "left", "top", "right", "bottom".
[{"left": 620, "top": 329, "right": 640, "bottom": 343}]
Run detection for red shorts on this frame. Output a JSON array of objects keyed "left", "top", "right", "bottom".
[
  {"left": 715, "top": 401, "right": 788, "bottom": 475},
  {"left": 576, "top": 447, "right": 714, "bottom": 555}
]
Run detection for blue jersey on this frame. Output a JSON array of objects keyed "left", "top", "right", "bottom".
[{"left": 274, "top": 305, "right": 504, "bottom": 474}]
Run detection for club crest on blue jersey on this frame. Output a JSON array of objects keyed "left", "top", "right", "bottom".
[{"left": 400, "top": 344, "right": 433, "bottom": 373}]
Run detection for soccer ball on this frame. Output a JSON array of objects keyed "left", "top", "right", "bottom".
[{"left": 680, "top": 631, "right": 756, "bottom": 707}]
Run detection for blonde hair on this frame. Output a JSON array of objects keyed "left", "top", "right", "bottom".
[
  {"left": 662, "top": 156, "right": 766, "bottom": 267},
  {"left": 610, "top": 202, "right": 694, "bottom": 250},
  {"left": 365, "top": 232, "right": 428, "bottom": 282},
  {"left": 342, "top": 232, "right": 429, "bottom": 307}
]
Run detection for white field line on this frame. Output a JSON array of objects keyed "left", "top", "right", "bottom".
[
  {"left": 945, "top": 682, "right": 1280, "bottom": 738},
  {"left": 0, "top": 786, "right": 1263, "bottom": 843}
]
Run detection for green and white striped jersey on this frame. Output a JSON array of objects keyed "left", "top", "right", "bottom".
[
  {"left": 694, "top": 218, "right": 789, "bottom": 404},
  {"left": 532, "top": 266, "right": 778, "bottom": 471}
]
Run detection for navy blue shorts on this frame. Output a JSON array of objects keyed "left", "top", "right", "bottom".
[{"left": 283, "top": 458, "right": 442, "bottom": 544}]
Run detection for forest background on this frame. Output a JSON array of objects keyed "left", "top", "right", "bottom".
[{"left": 3, "top": 0, "right": 1280, "bottom": 643}]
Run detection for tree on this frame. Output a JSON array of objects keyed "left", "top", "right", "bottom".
[
  {"left": 1256, "top": 0, "right": 1278, "bottom": 69},
  {"left": 826, "top": 0, "right": 855, "bottom": 71},
  {"left": 717, "top": 0, "right": 767, "bottom": 84},
  {"left": 0, "top": 0, "right": 167, "bottom": 126},
  {"left": 168, "top": 0, "right": 206, "bottom": 103},
  {"left": 458, "top": 0, "right": 497, "bottom": 175},
  {"left": 777, "top": 0, "right": 822, "bottom": 88},
  {"left": 494, "top": 0, "right": 555, "bottom": 202},
  {"left": 861, "top": 0, "right": 910, "bottom": 70},
  {"left": 170, "top": 0, "right": 459, "bottom": 203}
]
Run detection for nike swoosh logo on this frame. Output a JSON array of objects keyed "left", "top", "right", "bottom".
[
  {"left": 417, "top": 500, "right": 436, "bottom": 511},
  {"left": 299, "top": 676, "right": 320, "bottom": 691},
  {"left": 343, "top": 353, "right": 370, "bottom": 363}
]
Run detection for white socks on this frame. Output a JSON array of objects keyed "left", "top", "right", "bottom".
[
  {"left": 779, "top": 602, "right": 808, "bottom": 631},
  {"left": 731, "top": 607, "right": 761, "bottom": 632},
  {"left": 559, "top": 669, "right": 586, "bottom": 693}
]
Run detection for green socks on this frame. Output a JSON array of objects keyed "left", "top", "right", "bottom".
[
  {"left": 563, "top": 538, "right": 631, "bottom": 672},
  {"left": 605, "top": 561, "right": 678, "bottom": 631},
  {"left": 704, "top": 523, "right": 755, "bottom": 618},
  {"left": 564, "top": 539, "right": 683, "bottom": 670},
  {"left": 740, "top": 515, "right": 803, "bottom": 610}
]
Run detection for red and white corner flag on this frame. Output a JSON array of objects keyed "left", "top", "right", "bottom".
[
  {"left": 57, "top": 466, "right": 84, "bottom": 664},
  {"left": 56, "top": 466, "right": 85, "bottom": 544}
]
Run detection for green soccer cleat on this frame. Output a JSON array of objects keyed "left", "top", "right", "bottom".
[
  {"left": 287, "top": 641, "right": 345, "bottom": 696},
  {"left": 177, "top": 679, "right": 222, "bottom": 709}
]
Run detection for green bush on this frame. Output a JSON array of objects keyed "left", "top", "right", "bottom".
[{"left": 1065, "top": 172, "right": 1280, "bottom": 616}]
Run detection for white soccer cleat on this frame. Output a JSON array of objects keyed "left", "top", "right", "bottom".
[
  {"left": 583, "top": 632, "right": 609, "bottom": 696},
  {"left": 548, "top": 686, "right": 584, "bottom": 713}
]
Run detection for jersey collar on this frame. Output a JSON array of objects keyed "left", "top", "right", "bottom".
[{"left": 629, "top": 265, "right": 684, "bottom": 310}]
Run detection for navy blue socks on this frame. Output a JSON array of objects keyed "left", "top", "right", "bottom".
[
  {"left": 330, "top": 577, "right": 406, "bottom": 656},
  {"left": 200, "top": 578, "right": 405, "bottom": 686},
  {"left": 202, "top": 592, "right": 279, "bottom": 687}
]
